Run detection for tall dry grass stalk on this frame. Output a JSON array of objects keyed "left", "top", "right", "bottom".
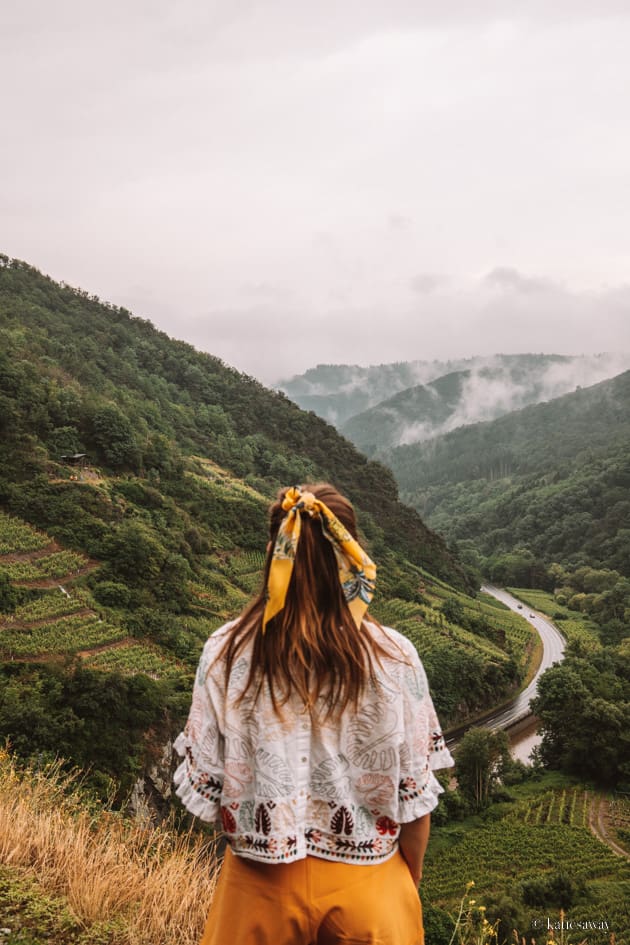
[{"left": 0, "top": 748, "right": 219, "bottom": 944}]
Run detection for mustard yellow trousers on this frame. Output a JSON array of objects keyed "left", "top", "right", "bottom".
[{"left": 200, "top": 845, "right": 424, "bottom": 945}]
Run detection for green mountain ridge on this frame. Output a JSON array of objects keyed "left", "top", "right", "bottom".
[
  {"left": 0, "top": 254, "right": 467, "bottom": 589},
  {"left": 386, "top": 370, "right": 630, "bottom": 580},
  {"left": 339, "top": 359, "right": 599, "bottom": 454},
  {"left": 280, "top": 353, "right": 627, "bottom": 433},
  {"left": 0, "top": 254, "right": 535, "bottom": 795},
  {"left": 341, "top": 369, "right": 470, "bottom": 452},
  {"left": 279, "top": 356, "right": 483, "bottom": 423}
]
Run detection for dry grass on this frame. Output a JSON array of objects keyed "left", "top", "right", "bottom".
[{"left": 0, "top": 748, "right": 219, "bottom": 944}]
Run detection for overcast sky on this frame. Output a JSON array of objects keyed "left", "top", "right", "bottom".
[{"left": 2, "top": 1, "right": 630, "bottom": 384}]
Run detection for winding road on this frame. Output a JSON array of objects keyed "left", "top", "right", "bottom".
[
  {"left": 446, "top": 589, "right": 630, "bottom": 860},
  {"left": 446, "top": 584, "right": 566, "bottom": 747},
  {"left": 477, "top": 584, "right": 566, "bottom": 730}
]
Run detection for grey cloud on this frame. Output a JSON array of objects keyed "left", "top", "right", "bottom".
[
  {"left": 241, "top": 282, "right": 296, "bottom": 302},
  {"left": 410, "top": 273, "right": 446, "bottom": 294},
  {"left": 4, "top": 2, "right": 630, "bottom": 68},
  {"left": 388, "top": 214, "right": 414, "bottom": 232},
  {"left": 157, "top": 276, "right": 630, "bottom": 385},
  {"left": 398, "top": 421, "right": 439, "bottom": 446},
  {"left": 3, "top": 4, "right": 630, "bottom": 388},
  {"left": 446, "top": 354, "right": 630, "bottom": 430},
  {"left": 394, "top": 352, "right": 630, "bottom": 447},
  {"left": 484, "top": 267, "right": 559, "bottom": 294}
]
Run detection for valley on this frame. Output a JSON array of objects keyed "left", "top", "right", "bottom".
[{"left": 1, "top": 255, "right": 629, "bottom": 944}]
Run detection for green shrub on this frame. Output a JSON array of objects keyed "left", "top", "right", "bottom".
[
  {"left": 92, "top": 581, "right": 131, "bottom": 608},
  {"left": 520, "top": 869, "right": 584, "bottom": 910},
  {"left": 0, "top": 571, "right": 18, "bottom": 614}
]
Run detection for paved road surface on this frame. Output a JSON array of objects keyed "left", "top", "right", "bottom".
[
  {"left": 476, "top": 584, "right": 566, "bottom": 729},
  {"left": 446, "top": 585, "right": 566, "bottom": 747}
]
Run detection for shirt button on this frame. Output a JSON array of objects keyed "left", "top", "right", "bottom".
[{"left": 301, "top": 756, "right": 307, "bottom": 764}]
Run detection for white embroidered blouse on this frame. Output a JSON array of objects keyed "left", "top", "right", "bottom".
[{"left": 173, "top": 620, "right": 454, "bottom": 865}]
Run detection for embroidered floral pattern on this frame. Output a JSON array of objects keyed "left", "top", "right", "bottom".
[
  {"left": 255, "top": 803, "right": 272, "bottom": 835},
  {"left": 398, "top": 770, "right": 433, "bottom": 803},
  {"left": 331, "top": 805, "right": 354, "bottom": 835},
  {"left": 356, "top": 773, "right": 396, "bottom": 806},
  {"left": 375, "top": 816, "right": 398, "bottom": 836},
  {"left": 306, "top": 829, "right": 389, "bottom": 862},
  {"left": 223, "top": 761, "right": 253, "bottom": 798},
  {"left": 184, "top": 748, "right": 223, "bottom": 802},
  {"left": 431, "top": 730, "right": 448, "bottom": 753},
  {"left": 311, "top": 755, "right": 351, "bottom": 801},
  {"left": 173, "top": 620, "right": 454, "bottom": 864},
  {"left": 347, "top": 702, "right": 398, "bottom": 772}
]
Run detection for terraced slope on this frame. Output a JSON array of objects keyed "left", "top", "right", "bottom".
[
  {"left": 0, "top": 511, "right": 182, "bottom": 679},
  {"left": 424, "top": 780, "right": 630, "bottom": 943}
]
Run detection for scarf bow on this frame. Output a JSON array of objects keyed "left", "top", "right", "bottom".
[{"left": 262, "top": 486, "right": 376, "bottom": 634}]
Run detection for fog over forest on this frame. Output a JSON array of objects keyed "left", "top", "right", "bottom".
[{"left": 282, "top": 352, "right": 630, "bottom": 447}]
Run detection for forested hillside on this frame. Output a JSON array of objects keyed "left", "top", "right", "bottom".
[
  {"left": 0, "top": 256, "right": 537, "bottom": 798},
  {"left": 379, "top": 364, "right": 630, "bottom": 802},
  {"left": 387, "top": 371, "right": 630, "bottom": 584},
  {"left": 281, "top": 353, "right": 627, "bottom": 434},
  {"left": 391, "top": 370, "right": 630, "bottom": 486},
  {"left": 341, "top": 370, "right": 466, "bottom": 453},
  {"left": 0, "top": 256, "right": 467, "bottom": 587},
  {"left": 339, "top": 356, "right": 612, "bottom": 454},
  {"left": 279, "top": 357, "right": 477, "bottom": 423}
]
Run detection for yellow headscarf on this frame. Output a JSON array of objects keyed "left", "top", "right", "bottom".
[{"left": 262, "top": 486, "right": 376, "bottom": 634}]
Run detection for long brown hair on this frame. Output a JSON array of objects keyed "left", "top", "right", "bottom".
[{"left": 220, "top": 482, "right": 392, "bottom": 719}]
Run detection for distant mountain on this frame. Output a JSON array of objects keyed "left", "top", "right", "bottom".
[
  {"left": 278, "top": 357, "right": 479, "bottom": 424},
  {"left": 281, "top": 353, "right": 630, "bottom": 444},
  {"left": 341, "top": 370, "right": 466, "bottom": 453},
  {"left": 386, "top": 370, "right": 630, "bottom": 578}
]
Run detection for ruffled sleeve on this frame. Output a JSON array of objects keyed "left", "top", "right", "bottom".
[
  {"left": 173, "top": 636, "right": 225, "bottom": 823},
  {"left": 397, "top": 649, "right": 455, "bottom": 822}
]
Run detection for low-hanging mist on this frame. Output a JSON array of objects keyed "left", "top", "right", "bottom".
[{"left": 282, "top": 352, "right": 630, "bottom": 454}]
